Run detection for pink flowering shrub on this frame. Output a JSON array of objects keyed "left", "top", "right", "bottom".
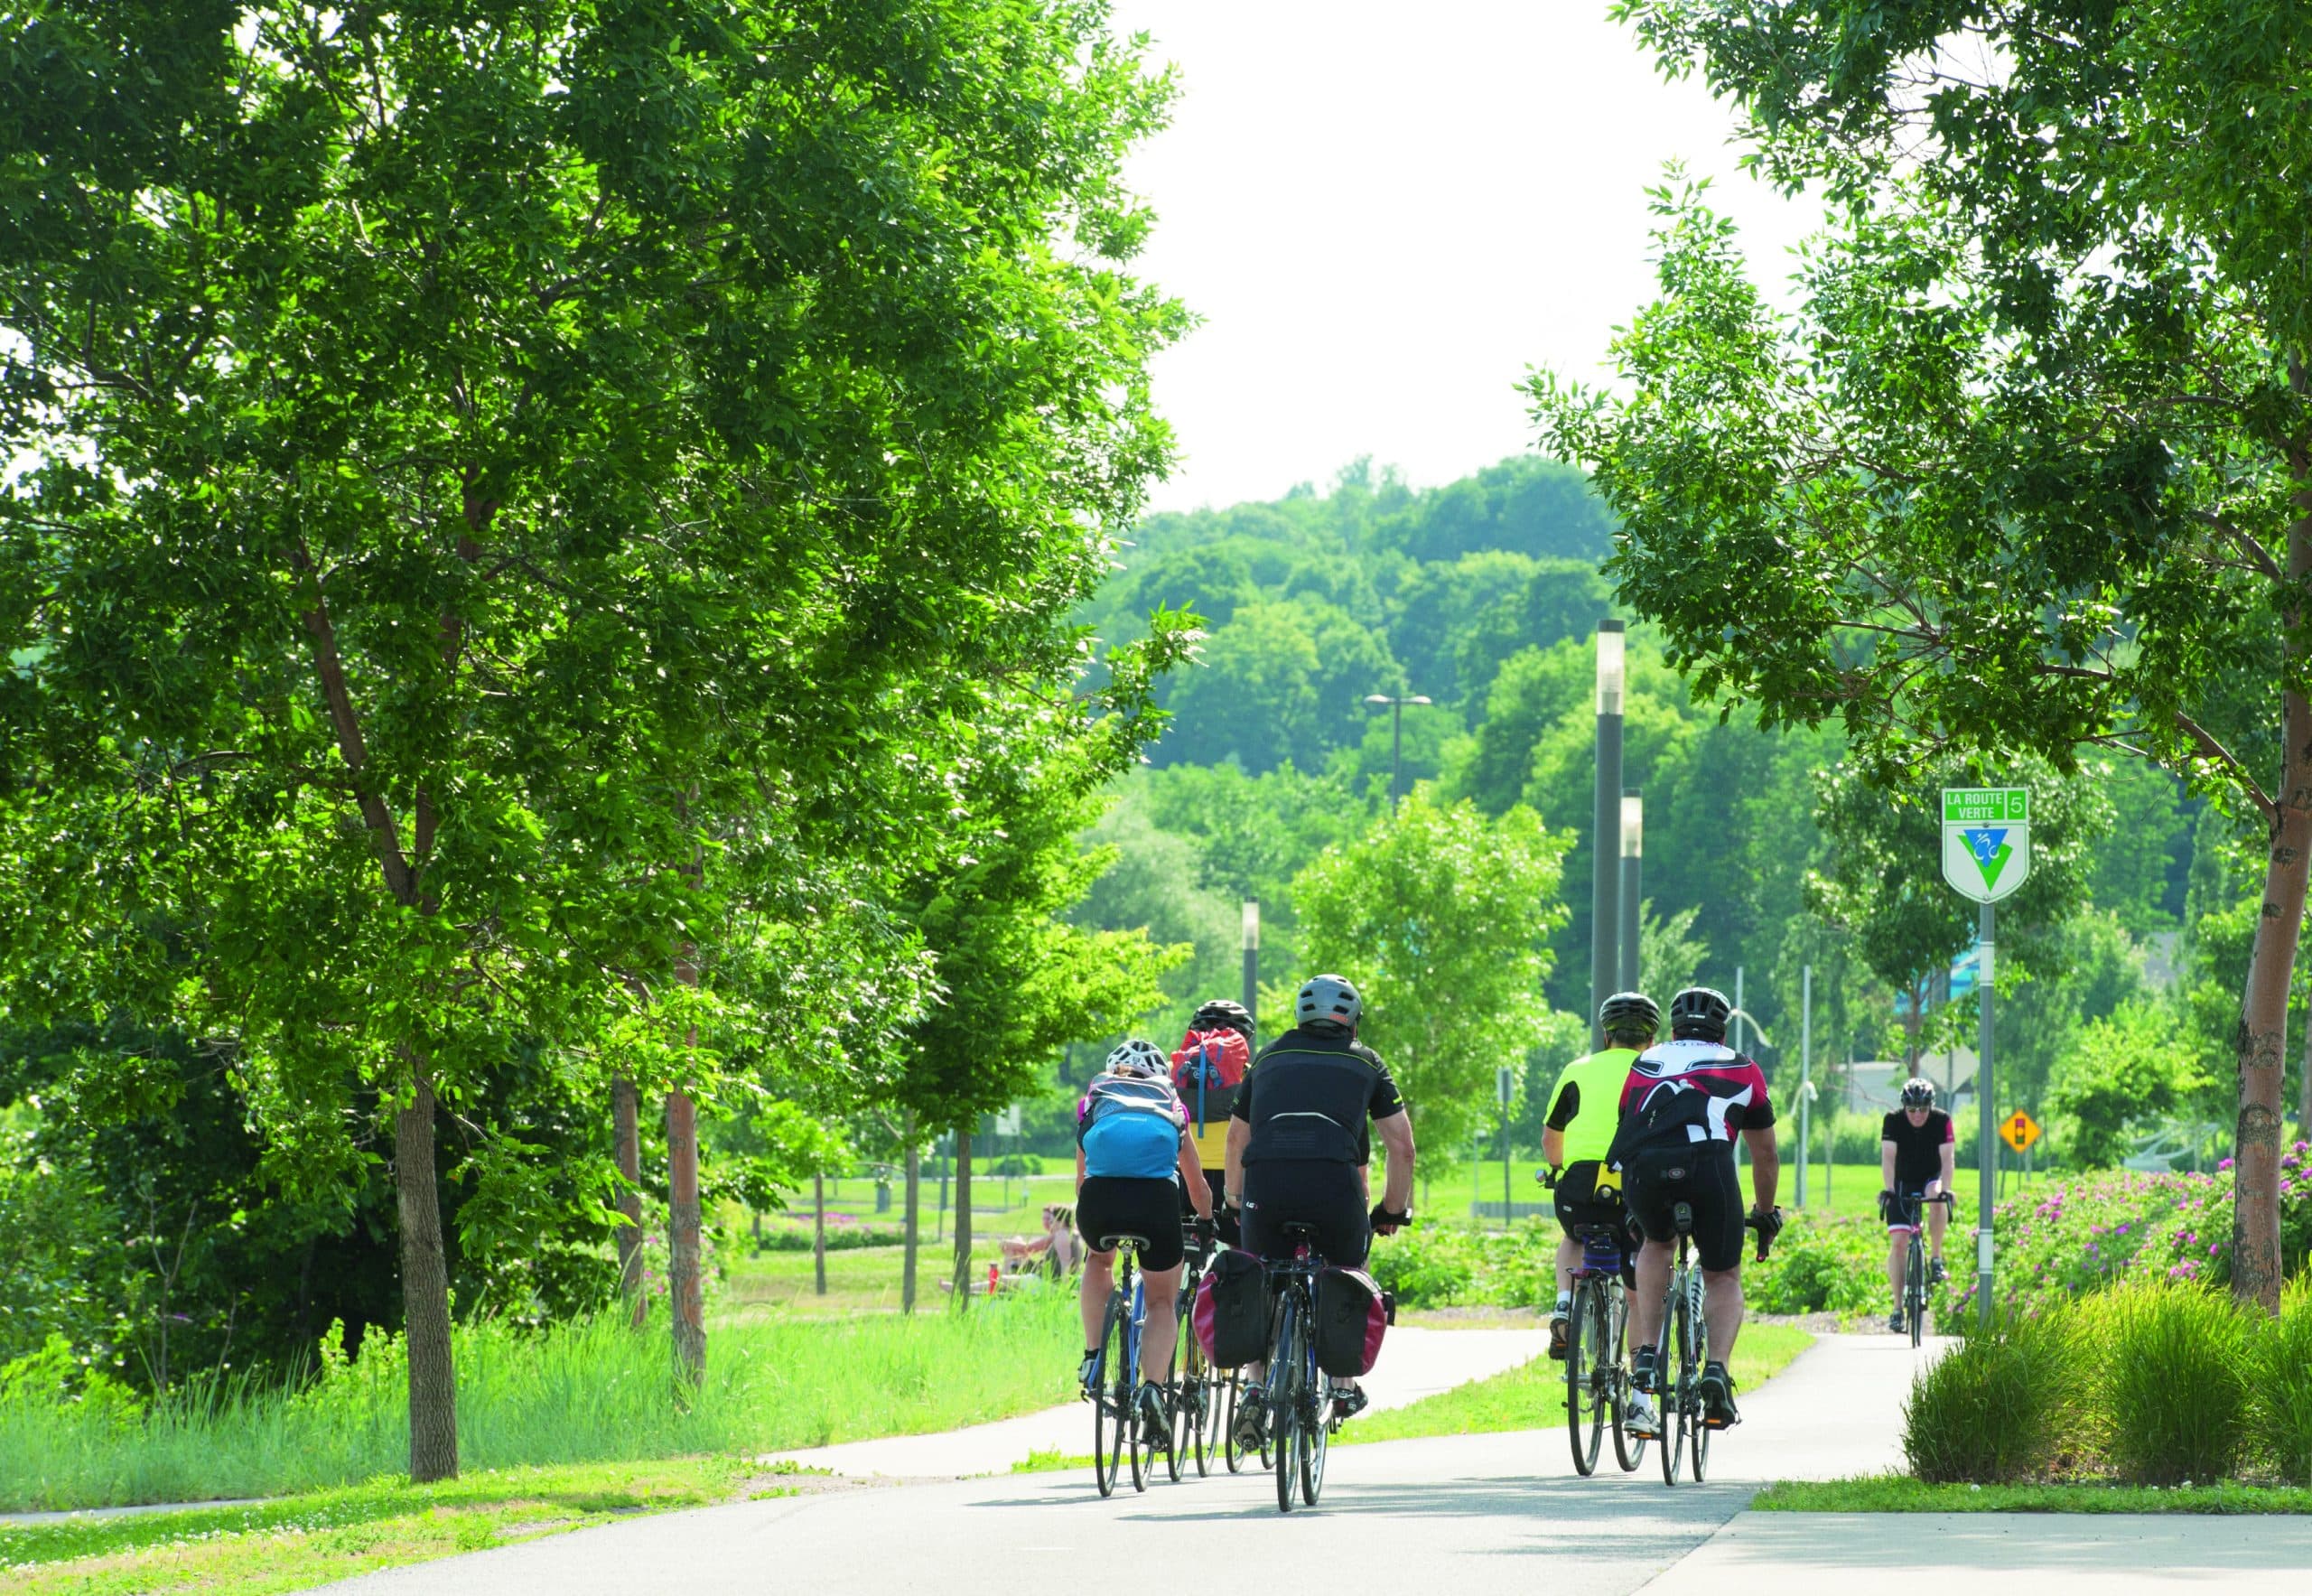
[{"left": 1931, "top": 1147, "right": 2312, "bottom": 1327}]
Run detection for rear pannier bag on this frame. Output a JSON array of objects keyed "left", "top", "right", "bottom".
[
  {"left": 1313, "top": 1266, "right": 1389, "bottom": 1377},
  {"left": 1194, "top": 1247, "right": 1269, "bottom": 1368}
]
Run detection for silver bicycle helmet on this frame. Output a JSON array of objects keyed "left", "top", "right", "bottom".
[
  {"left": 1900, "top": 1078, "right": 1935, "bottom": 1108},
  {"left": 1295, "top": 974, "right": 1363, "bottom": 1030}
]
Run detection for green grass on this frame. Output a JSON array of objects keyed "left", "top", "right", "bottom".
[
  {"left": 0, "top": 1457, "right": 772, "bottom": 1594},
  {"left": 1756, "top": 1474, "right": 2312, "bottom": 1514},
  {"left": 1340, "top": 1321, "right": 1813, "bottom": 1445},
  {"left": 0, "top": 1290, "right": 1080, "bottom": 1512}
]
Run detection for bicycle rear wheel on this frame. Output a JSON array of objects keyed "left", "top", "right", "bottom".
[
  {"left": 1223, "top": 1370, "right": 1246, "bottom": 1473},
  {"left": 1300, "top": 1326, "right": 1328, "bottom": 1505},
  {"left": 1159, "top": 1312, "right": 1184, "bottom": 1484},
  {"left": 1093, "top": 1292, "right": 1126, "bottom": 1498},
  {"left": 1566, "top": 1279, "right": 1603, "bottom": 1477},
  {"left": 1655, "top": 1302, "right": 1682, "bottom": 1488},
  {"left": 1685, "top": 1271, "right": 1711, "bottom": 1483},
  {"left": 1608, "top": 1284, "right": 1647, "bottom": 1473},
  {"left": 1270, "top": 1299, "right": 1300, "bottom": 1514}
]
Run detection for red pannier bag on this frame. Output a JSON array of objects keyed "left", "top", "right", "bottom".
[{"left": 1193, "top": 1246, "right": 1269, "bottom": 1368}]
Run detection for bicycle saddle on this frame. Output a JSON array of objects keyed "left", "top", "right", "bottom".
[
  {"left": 1671, "top": 1200, "right": 1696, "bottom": 1234},
  {"left": 1281, "top": 1221, "right": 1320, "bottom": 1240},
  {"left": 1101, "top": 1231, "right": 1151, "bottom": 1250}
]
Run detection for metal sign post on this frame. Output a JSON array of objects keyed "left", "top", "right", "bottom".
[
  {"left": 1497, "top": 1065, "right": 1515, "bottom": 1219},
  {"left": 1941, "top": 787, "right": 2032, "bottom": 1330}
]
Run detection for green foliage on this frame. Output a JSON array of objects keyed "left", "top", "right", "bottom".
[
  {"left": 1903, "top": 1309, "right": 2086, "bottom": 1484},
  {"left": 1364, "top": 1221, "right": 1550, "bottom": 1309},
  {"left": 2048, "top": 999, "right": 2213, "bottom": 1170},
  {"left": 1741, "top": 1212, "right": 1886, "bottom": 1316},
  {"left": 0, "top": 1112, "right": 128, "bottom": 1371},
  {"left": 1291, "top": 789, "right": 1572, "bottom": 1149},
  {"left": 1159, "top": 596, "right": 1401, "bottom": 773},
  {"left": 2101, "top": 1283, "right": 2255, "bottom": 1486}
]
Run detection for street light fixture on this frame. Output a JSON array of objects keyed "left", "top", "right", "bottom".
[
  {"left": 1590, "top": 621, "right": 1626, "bottom": 1049},
  {"left": 1363, "top": 691, "right": 1434, "bottom": 815},
  {"left": 1619, "top": 789, "right": 1643, "bottom": 993}
]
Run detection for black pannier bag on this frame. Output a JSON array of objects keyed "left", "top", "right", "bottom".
[
  {"left": 1193, "top": 1246, "right": 1270, "bottom": 1368},
  {"left": 1312, "top": 1265, "right": 1389, "bottom": 1377}
]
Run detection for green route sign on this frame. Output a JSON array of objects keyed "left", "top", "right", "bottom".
[{"left": 1942, "top": 787, "right": 2031, "bottom": 903}]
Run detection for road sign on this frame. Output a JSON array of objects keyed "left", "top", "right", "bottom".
[
  {"left": 1942, "top": 787, "right": 2032, "bottom": 903},
  {"left": 2000, "top": 1109, "right": 2041, "bottom": 1153}
]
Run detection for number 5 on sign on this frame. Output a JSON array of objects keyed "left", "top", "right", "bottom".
[{"left": 2000, "top": 1111, "right": 2040, "bottom": 1153}]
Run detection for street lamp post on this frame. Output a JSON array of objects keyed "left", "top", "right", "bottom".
[
  {"left": 1590, "top": 621, "right": 1625, "bottom": 1049},
  {"left": 1619, "top": 789, "right": 1643, "bottom": 993},
  {"left": 1362, "top": 691, "right": 1433, "bottom": 815},
  {"left": 1242, "top": 899, "right": 1260, "bottom": 1039}
]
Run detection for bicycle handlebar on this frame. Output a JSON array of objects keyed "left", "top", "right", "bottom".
[{"left": 1744, "top": 1207, "right": 1783, "bottom": 1263}]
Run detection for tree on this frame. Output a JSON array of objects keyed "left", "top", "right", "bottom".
[
  {"left": 2, "top": 0, "right": 1179, "bottom": 1474},
  {"left": 1159, "top": 597, "right": 1401, "bottom": 773},
  {"left": 1291, "top": 789, "right": 1573, "bottom": 1152},
  {"left": 2048, "top": 999, "right": 2210, "bottom": 1171},
  {"left": 1806, "top": 756, "right": 2111, "bottom": 1067},
  {"left": 1535, "top": 2, "right": 2312, "bottom": 1308}
]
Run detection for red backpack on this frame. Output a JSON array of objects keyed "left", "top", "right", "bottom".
[{"left": 1169, "top": 1027, "right": 1252, "bottom": 1134}]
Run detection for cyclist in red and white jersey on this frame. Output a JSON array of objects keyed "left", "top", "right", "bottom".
[{"left": 1608, "top": 985, "right": 1782, "bottom": 1432}]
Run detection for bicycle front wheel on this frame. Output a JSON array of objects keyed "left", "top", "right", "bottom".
[
  {"left": 1223, "top": 1370, "right": 1246, "bottom": 1473},
  {"left": 1907, "top": 1236, "right": 1926, "bottom": 1348},
  {"left": 1093, "top": 1292, "right": 1126, "bottom": 1498},
  {"left": 1657, "top": 1292, "right": 1683, "bottom": 1488},
  {"left": 1300, "top": 1324, "right": 1328, "bottom": 1505},
  {"left": 1566, "top": 1280, "right": 1603, "bottom": 1477}
]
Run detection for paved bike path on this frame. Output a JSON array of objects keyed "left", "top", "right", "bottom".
[
  {"left": 753, "top": 1322, "right": 1543, "bottom": 1478},
  {"left": 322, "top": 1331, "right": 1934, "bottom": 1596}
]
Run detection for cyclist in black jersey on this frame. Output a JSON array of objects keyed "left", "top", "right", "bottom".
[
  {"left": 1223, "top": 974, "right": 1413, "bottom": 1448},
  {"left": 1879, "top": 1077, "right": 1956, "bottom": 1331}
]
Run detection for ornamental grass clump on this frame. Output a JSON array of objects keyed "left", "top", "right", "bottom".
[
  {"left": 2250, "top": 1275, "right": 2312, "bottom": 1485},
  {"left": 2100, "top": 1281, "right": 2254, "bottom": 1486},
  {"left": 1902, "top": 1307, "right": 2084, "bottom": 1483}
]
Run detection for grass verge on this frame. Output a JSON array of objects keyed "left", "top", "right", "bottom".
[
  {"left": 1756, "top": 1474, "right": 2312, "bottom": 1514},
  {"left": 1340, "top": 1321, "right": 1813, "bottom": 1445},
  {"left": 2, "top": 1290, "right": 1077, "bottom": 1511},
  {"left": 0, "top": 1457, "right": 787, "bottom": 1593}
]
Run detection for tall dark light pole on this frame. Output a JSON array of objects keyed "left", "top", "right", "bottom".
[
  {"left": 1619, "top": 789, "right": 1643, "bottom": 993},
  {"left": 1590, "top": 621, "right": 1625, "bottom": 1049},
  {"left": 1242, "top": 898, "right": 1260, "bottom": 1038},
  {"left": 1363, "top": 692, "right": 1433, "bottom": 815}
]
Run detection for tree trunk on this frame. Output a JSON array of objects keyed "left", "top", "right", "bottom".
[
  {"left": 2233, "top": 515, "right": 2312, "bottom": 1313},
  {"left": 813, "top": 1172, "right": 827, "bottom": 1296},
  {"left": 396, "top": 1073, "right": 459, "bottom": 1482},
  {"left": 667, "top": 1088, "right": 705, "bottom": 1381},
  {"left": 903, "top": 1118, "right": 921, "bottom": 1314},
  {"left": 951, "top": 1128, "right": 974, "bottom": 1310},
  {"left": 2298, "top": 1011, "right": 2312, "bottom": 1139},
  {"left": 612, "top": 1075, "right": 645, "bottom": 1325}
]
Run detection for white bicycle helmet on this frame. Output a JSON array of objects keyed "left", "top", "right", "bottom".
[{"left": 1105, "top": 1039, "right": 1168, "bottom": 1078}]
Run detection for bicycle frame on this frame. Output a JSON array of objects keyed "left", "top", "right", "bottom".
[{"left": 1260, "top": 1240, "right": 1334, "bottom": 1513}]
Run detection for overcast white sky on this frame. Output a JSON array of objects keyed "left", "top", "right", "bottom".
[{"left": 1105, "top": 2, "right": 1825, "bottom": 513}]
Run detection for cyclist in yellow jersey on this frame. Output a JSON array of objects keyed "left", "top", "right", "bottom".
[
  {"left": 1539, "top": 993, "right": 1658, "bottom": 1367},
  {"left": 1175, "top": 999, "right": 1254, "bottom": 1244}
]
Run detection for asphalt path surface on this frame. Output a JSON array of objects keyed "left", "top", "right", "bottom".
[{"left": 325, "top": 1333, "right": 1937, "bottom": 1596}]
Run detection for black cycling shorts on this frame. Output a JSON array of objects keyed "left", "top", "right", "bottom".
[
  {"left": 1241, "top": 1159, "right": 1369, "bottom": 1267},
  {"left": 1622, "top": 1144, "right": 1745, "bottom": 1274},
  {"left": 1553, "top": 1160, "right": 1633, "bottom": 1237},
  {"left": 1077, "top": 1176, "right": 1185, "bottom": 1272},
  {"left": 1887, "top": 1183, "right": 1942, "bottom": 1235}
]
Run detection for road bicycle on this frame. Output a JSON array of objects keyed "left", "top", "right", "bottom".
[
  {"left": 1537, "top": 1168, "right": 1646, "bottom": 1476},
  {"left": 1564, "top": 1219, "right": 1648, "bottom": 1476},
  {"left": 1893, "top": 1190, "right": 1956, "bottom": 1348},
  {"left": 1086, "top": 1231, "right": 1170, "bottom": 1497},
  {"left": 1258, "top": 1222, "right": 1336, "bottom": 1513},
  {"left": 1643, "top": 1193, "right": 1776, "bottom": 1488},
  {"left": 1170, "top": 1218, "right": 1221, "bottom": 1477}
]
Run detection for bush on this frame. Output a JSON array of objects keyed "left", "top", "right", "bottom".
[
  {"left": 1903, "top": 1308, "right": 2084, "bottom": 1483},
  {"left": 1744, "top": 1213, "right": 1886, "bottom": 1315},
  {"left": 2251, "top": 1276, "right": 2312, "bottom": 1485},
  {"left": 752, "top": 1225, "right": 908, "bottom": 1254},
  {"left": 2099, "top": 1281, "right": 2254, "bottom": 1485},
  {"left": 1366, "top": 1220, "right": 1551, "bottom": 1308}
]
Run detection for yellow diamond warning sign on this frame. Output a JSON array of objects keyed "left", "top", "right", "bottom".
[{"left": 2000, "top": 1110, "right": 2041, "bottom": 1153}]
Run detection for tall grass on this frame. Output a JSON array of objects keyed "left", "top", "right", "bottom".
[
  {"left": 2099, "top": 1282, "right": 2253, "bottom": 1485},
  {"left": 1902, "top": 1307, "right": 2084, "bottom": 1483},
  {"left": 0, "top": 1288, "right": 1077, "bottom": 1511},
  {"left": 2250, "top": 1276, "right": 2312, "bottom": 1485}
]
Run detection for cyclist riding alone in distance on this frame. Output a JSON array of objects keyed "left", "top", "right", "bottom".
[
  {"left": 1170, "top": 998, "right": 1256, "bottom": 1245},
  {"left": 1075, "top": 1040, "right": 1216, "bottom": 1444},
  {"left": 1540, "top": 993, "right": 1655, "bottom": 1346},
  {"left": 1224, "top": 973, "right": 1414, "bottom": 1442},
  {"left": 1608, "top": 985, "right": 1782, "bottom": 1433},
  {"left": 1879, "top": 1077, "right": 1957, "bottom": 1332}
]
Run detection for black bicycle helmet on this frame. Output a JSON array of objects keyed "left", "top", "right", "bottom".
[
  {"left": 1190, "top": 998, "right": 1254, "bottom": 1039},
  {"left": 1668, "top": 985, "right": 1732, "bottom": 1043},
  {"left": 1900, "top": 1078, "right": 1935, "bottom": 1108},
  {"left": 1295, "top": 973, "right": 1363, "bottom": 1031},
  {"left": 1599, "top": 990, "right": 1661, "bottom": 1040}
]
